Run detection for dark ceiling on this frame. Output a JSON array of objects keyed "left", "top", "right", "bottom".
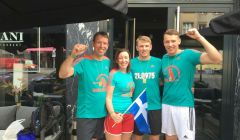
[
  {"left": 0, "top": 0, "right": 128, "bottom": 32},
  {"left": 128, "top": 7, "right": 168, "bottom": 30}
]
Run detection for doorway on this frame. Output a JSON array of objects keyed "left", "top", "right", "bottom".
[
  {"left": 112, "top": 7, "right": 224, "bottom": 140},
  {"left": 113, "top": 7, "right": 168, "bottom": 59}
]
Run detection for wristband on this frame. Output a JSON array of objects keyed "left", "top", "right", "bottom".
[
  {"left": 109, "top": 111, "right": 115, "bottom": 116},
  {"left": 70, "top": 54, "right": 77, "bottom": 59}
]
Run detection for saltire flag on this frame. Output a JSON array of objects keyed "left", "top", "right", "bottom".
[{"left": 124, "top": 88, "right": 151, "bottom": 134}]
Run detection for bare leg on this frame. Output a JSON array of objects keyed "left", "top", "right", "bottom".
[
  {"left": 149, "top": 134, "right": 160, "bottom": 140},
  {"left": 121, "top": 133, "right": 132, "bottom": 140},
  {"left": 105, "top": 133, "right": 121, "bottom": 140},
  {"left": 132, "top": 134, "right": 143, "bottom": 140},
  {"left": 165, "top": 135, "right": 177, "bottom": 140}
]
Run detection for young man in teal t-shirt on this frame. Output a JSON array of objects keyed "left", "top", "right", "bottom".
[
  {"left": 131, "top": 36, "right": 162, "bottom": 140},
  {"left": 161, "top": 28, "right": 222, "bottom": 140},
  {"left": 59, "top": 32, "right": 110, "bottom": 140}
]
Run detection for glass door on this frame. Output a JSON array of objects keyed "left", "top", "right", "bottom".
[
  {"left": 124, "top": 18, "right": 136, "bottom": 57},
  {"left": 178, "top": 10, "right": 224, "bottom": 140},
  {"left": 112, "top": 17, "right": 136, "bottom": 58}
]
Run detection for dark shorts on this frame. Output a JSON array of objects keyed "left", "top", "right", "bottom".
[
  {"left": 77, "top": 118, "right": 105, "bottom": 140},
  {"left": 133, "top": 109, "right": 162, "bottom": 135}
]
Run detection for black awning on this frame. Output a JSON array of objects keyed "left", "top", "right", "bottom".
[
  {"left": 209, "top": 10, "right": 240, "bottom": 34},
  {"left": 0, "top": 0, "right": 128, "bottom": 32}
]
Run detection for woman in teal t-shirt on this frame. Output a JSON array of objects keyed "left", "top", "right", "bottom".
[{"left": 104, "top": 48, "right": 135, "bottom": 140}]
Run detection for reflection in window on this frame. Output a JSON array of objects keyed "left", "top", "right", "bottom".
[
  {"left": 182, "top": 22, "right": 193, "bottom": 34},
  {"left": 180, "top": 12, "right": 224, "bottom": 140},
  {"left": 0, "top": 26, "right": 66, "bottom": 108},
  {"left": 198, "top": 23, "right": 207, "bottom": 30},
  {"left": 180, "top": 12, "right": 224, "bottom": 34}
]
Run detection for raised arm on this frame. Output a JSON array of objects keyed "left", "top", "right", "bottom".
[
  {"left": 186, "top": 28, "right": 223, "bottom": 64},
  {"left": 59, "top": 43, "right": 88, "bottom": 79}
]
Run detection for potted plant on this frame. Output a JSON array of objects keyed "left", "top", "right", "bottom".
[{"left": 1, "top": 80, "right": 27, "bottom": 106}]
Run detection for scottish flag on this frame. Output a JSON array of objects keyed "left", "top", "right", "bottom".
[{"left": 125, "top": 88, "right": 151, "bottom": 134}]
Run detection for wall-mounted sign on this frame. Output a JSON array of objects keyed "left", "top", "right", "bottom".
[
  {"left": 0, "top": 32, "right": 24, "bottom": 47},
  {"left": 0, "top": 28, "right": 39, "bottom": 73}
]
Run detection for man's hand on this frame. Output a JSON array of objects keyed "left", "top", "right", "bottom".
[
  {"left": 186, "top": 28, "right": 202, "bottom": 40},
  {"left": 71, "top": 43, "right": 88, "bottom": 57}
]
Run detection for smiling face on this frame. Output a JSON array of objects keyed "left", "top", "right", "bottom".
[
  {"left": 92, "top": 34, "right": 109, "bottom": 58},
  {"left": 136, "top": 36, "right": 152, "bottom": 60},
  {"left": 163, "top": 34, "right": 181, "bottom": 56},
  {"left": 117, "top": 51, "right": 130, "bottom": 72}
]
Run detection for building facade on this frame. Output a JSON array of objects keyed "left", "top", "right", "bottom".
[{"left": 0, "top": 0, "right": 239, "bottom": 140}]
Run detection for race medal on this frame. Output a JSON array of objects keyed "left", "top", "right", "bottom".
[
  {"left": 99, "top": 81, "right": 102, "bottom": 86},
  {"left": 143, "top": 78, "right": 147, "bottom": 84}
]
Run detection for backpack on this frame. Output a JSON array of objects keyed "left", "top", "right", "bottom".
[{"left": 30, "top": 101, "right": 63, "bottom": 137}]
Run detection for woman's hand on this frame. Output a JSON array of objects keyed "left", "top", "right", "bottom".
[{"left": 111, "top": 113, "right": 123, "bottom": 123}]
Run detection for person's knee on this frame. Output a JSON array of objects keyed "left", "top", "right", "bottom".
[
  {"left": 165, "top": 135, "right": 177, "bottom": 140},
  {"left": 132, "top": 134, "right": 143, "bottom": 140}
]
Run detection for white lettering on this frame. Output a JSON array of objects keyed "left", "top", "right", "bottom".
[
  {"left": 134, "top": 72, "right": 156, "bottom": 80},
  {"left": 0, "top": 32, "right": 24, "bottom": 43},
  {"left": 19, "top": 32, "right": 23, "bottom": 41},
  {"left": 0, "top": 32, "right": 8, "bottom": 41},
  {"left": 9, "top": 32, "right": 18, "bottom": 41}
]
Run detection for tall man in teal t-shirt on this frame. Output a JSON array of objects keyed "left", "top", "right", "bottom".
[
  {"left": 59, "top": 32, "right": 110, "bottom": 140},
  {"left": 161, "top": 28, "right": 222, "bottom": 140},
  {"left": 131, "top": 36, "right": 162, "bottom": 140}
]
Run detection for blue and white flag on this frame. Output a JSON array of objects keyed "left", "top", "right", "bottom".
[{"left": 124, "top": 88, "right": 151, "bottom": 134}]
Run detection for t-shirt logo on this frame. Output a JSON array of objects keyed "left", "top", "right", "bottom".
[
  {"left": 92, "top": 74, "right": 108, "bottom": 92},
  {"left": 164, "top": 65, "right": 180, "bottom": 82},
  {"left": 121, "top": 82, "right": 135, "bottom": 97}
]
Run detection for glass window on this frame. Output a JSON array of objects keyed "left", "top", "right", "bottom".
[
  {"left": 0, "top": 26, "right": 66, "bottom": 107},
  {"left": 182, "top": 22, "right": 194, "bottom": 34},
  {"left": 180, "top": 12, "right": 224, "bottom": 140}
]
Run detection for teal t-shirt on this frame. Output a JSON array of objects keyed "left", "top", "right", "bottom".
[
  {"left": 162, "top": 49, "right": 201, "bottom": 107},
  {"left": 109, "top": 69, "right": 135, "bottom": 114},
  {"left": 74, "top": 55, "right": 110, "bottom": 118},
  {"left": 131, "top": 56, "right": 162, "bottom": 110}
]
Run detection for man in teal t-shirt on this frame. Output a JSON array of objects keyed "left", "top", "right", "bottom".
[
  {"left": 59, "top": 31, "right": 110, "bottom": 140},
  {"left": 131, "top": 36, "right": 162, "bottom": 140},
  {"left": 161, "top": 28, "right": 222, "bottom": 140}
]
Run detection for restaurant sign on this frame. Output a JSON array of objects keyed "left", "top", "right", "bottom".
[{"left": 0, "top": 32, "right": 24, "bottom": 47}]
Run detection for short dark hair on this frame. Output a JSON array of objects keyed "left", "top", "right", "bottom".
[
  {"left": 114, "top": 48, "right": 131, "bottom": 73},
  {"left": 164, "top": 29, "right": 180, "bottom": 36},
  {"left": 93, "top": 31, "right": 109, "bottom": 42}
]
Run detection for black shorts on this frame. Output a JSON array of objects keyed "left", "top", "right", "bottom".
[
  {"left": 77, "top": 118, "right": 105, "bottom": 140},
  {"left": 133, "top": 109, "right": 162, "bottom": 135}
]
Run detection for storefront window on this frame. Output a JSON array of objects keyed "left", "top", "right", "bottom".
[
  {"left": 180, "top": 12, "right": 224, "bottom": 140},
  {"left": 0, "top": 28, "right": 40, "bottom": 73},
  {"left": 0, "top": 26, "right": 66, "bottom": 107}
]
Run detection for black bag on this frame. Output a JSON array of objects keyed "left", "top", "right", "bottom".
[
  {"left": 31, "top": 101, "right": 63, "bottom": 137},
  {"left": 30, "top": 108, "right": 41, "bottom": 136},
  {"left": 194, "top": 80, "right": 209, "bottom": 88}
]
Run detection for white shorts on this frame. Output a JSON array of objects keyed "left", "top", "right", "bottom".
[{"left": 161, "top": 104, "right": 195, "bottom": 140}]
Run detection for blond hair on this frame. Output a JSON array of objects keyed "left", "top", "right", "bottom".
[
  {"left": 164, "top": 29, "right": 180, "bottom": 36},
  {"left": 136, "top": 35, "right": 152, "bottom": 45}
]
